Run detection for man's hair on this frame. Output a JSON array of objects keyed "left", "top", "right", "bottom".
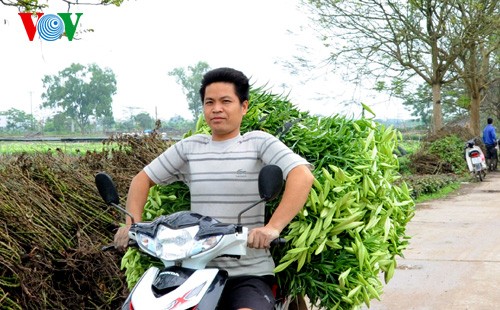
[
  {"left": 199, "top": 67, "right": 250, "bottom": 104},
  {"left": 488, "top": 117, "right": 493, "bottom": 124}
]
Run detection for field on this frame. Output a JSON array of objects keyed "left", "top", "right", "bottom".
[{"left": 0, "top": 141, "right": 112, "bottom": 155}]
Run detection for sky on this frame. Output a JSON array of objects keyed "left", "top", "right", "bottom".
[{"left": 0, "top": 0, "right": 412, "bottom": 123}]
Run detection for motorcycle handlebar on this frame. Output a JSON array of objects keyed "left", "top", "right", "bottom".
[
  {"left": 101, "top": 239, "right": 138, "bottom": 252},
  {"left": 102, "top": 238, "right": 285, "bottom": 252},
  {"left": 270, "top": 237, "right": 286, "bottom": 247}
]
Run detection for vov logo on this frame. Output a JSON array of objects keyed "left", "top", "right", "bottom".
[{"left": 18, "top": 12, "right": 83, "bottom": 41}]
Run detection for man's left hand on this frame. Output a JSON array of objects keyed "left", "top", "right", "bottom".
[{"left": 247, "top": 226, "right": 280, "bottom": 249}]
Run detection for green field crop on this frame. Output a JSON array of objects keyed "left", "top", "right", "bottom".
[{"left": 0, "top": 141, "right": 112, "bottom": 155}]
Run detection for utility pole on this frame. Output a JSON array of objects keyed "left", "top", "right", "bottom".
[{"left": 29, "top": 90, "right": 33, "bottom": 130}]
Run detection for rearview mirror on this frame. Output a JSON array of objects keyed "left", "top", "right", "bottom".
[
  {"left": 258, "top": 165, "right": 284, "bottom": 201},
  {"left": 95, "top": 172, "right": 120, "bottom": 205}
]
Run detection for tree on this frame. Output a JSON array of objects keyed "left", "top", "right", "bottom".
[
  {"left": 301, "top": 0, "right": 482, "bottom": 133},
  {"left": 482, "top": 77, "right": 500, "bottom": 120},
  {"left": 41, "top": 63, "right": 117, "bottom": 134},
  {"left": 162, "top": 115, "right": 194, "bottom": 137},
  {"left": 43, "top": 112, "right": 73, "bottom": 133},
  {"left": 402, "top": 82, "right": 468, "bottom": 126},
  {"left": 115, "top": 119, "right": 135, "bottom": 132},
  {"left": 0, "top": 0, "right": 124, "bottom": 12},
  {"left": 168, "top": 61, "right": 211, "bottom": 123},
  {"left": 0, "top": 108, "right": 36, "bottom": 131},
  {"left": 134, "top": 112, "right": 155, "bottom": 131},
  {"left": 450, "top": 0, "right": 500, "bottom": 135},
  {"left": 97, "top": 114, "right": 115, "bottom": 133}
]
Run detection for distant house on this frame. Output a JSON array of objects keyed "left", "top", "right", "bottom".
[{"left": 0, "top": 115, "right": 7, "bottom": 128}]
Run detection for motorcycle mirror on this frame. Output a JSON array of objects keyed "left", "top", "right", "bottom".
[
  {"left": 95, "top": 172, "right": 120, "bottom": 205},
  {"left": 237, "top": 165, "right": 283, "bottom": 230},
  {"left": 258, "top": 165, "right": 283, "bottom": 201},
  {"left": 95, "top": 172, "right": 136, "bottom": 224}
]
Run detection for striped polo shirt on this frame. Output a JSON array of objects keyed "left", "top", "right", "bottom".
[{"left": 144, "top": 130, "right": 310, "bottom": 277}]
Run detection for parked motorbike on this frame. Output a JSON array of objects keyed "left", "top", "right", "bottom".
[
  {"left": 464, "top": 139, "right": 487, "bottom": 181},
  {"left": 95, "top": 165, "right": 296, "bottom": 310}
]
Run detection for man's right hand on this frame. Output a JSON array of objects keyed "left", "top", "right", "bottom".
[{"left": 114, "top": 225, "right": 131, "bottom": 251}]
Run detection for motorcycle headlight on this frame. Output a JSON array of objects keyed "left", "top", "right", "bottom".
[{"left": 137, "top": 225, "right": 222, "bottom": 261}]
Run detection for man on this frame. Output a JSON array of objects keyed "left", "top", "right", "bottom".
[
  {"left": 114, "top": 67, "right": 314, "bottom": 309},
  {"left": 483, "top": 117, "right": 498, "bottom": 171}
]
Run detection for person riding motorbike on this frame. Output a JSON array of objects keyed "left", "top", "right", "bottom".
[
  {"left": 482, "top": 117, "right": 498, "bottom": 171},
  {"left": 113, "top": 67, "right": 314, "bottom": 309}
]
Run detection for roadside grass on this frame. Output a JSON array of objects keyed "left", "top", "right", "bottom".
[
  {"left": 399, "top": 140, "right": 421, "bottom": 154},
  {"left": 414, "top": 181, "right": 462, "bottom": 203}
]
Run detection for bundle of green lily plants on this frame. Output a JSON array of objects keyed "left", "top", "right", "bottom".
[{"left": 121, "top": 86, "right": 415, "bottom": 309}]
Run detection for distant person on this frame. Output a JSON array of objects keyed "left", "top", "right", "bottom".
[{"left": 482, "top": 117, "right": 498, "bottom": 171}]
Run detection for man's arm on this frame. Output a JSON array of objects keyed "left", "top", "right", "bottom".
[
  {"left": 124, "top": 170, "right": 156, "bottom": 224},
  {"left": 247, "top": 164, "right": 314, "bottom": 249},
  {"left": 113, "top": 170, "right": 156, "bottom": 249}
]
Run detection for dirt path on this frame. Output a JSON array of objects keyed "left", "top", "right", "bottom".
[{"left": 365, "top": 171, "right": 500, "bottom": 309}]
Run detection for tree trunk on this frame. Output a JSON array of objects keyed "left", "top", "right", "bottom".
[
  {"left": 431, "top": 82, "right": 443, "bottom": 134},
  {"left": 466, "top": 42, "right": 489, "bottom": 137},
  {"left": 470, "top": 95, "right": 481, "bottom": 137}
]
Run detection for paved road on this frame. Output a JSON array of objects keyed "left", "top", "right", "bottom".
[{"left": 367, "top": 171, "right": 500, "bottom": 310}]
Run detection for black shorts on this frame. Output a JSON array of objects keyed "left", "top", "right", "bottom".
[{"left": 217, "top": 275, "right": 275, "bottom": 310}]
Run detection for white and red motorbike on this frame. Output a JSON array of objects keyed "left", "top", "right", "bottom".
[
  {"left": 464, "top": 139, "right": 487, "bottom": 181},
  {"left": 95, "top": 165, "right": 291, "bottom": 310}
]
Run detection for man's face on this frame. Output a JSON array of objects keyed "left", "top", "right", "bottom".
[{"left": 203, "top": 82, "right": 248, "bottom": 141}]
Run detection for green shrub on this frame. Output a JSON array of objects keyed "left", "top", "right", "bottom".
[
  {"left": 398, "top": 140, "right": 421, "bottom": 154},
  {"left": 398, "top": 156, "right": 412, "bottom": 175},
  {"left": 427, "top": 135, "right": 467, "bottom": 174},
  {"left": 404, "top": 174, "right": 460, "bottom": 199},
  {"left": 409, "top": 134, "right": 468, "bottom": 175}
]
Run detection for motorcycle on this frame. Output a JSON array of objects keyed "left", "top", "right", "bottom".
[
  {"left": 95, "top": 165, "right": 300, "bottom": 310},
  {"left": 464, "top": 139, "right": 487, "bottom": 181}
]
